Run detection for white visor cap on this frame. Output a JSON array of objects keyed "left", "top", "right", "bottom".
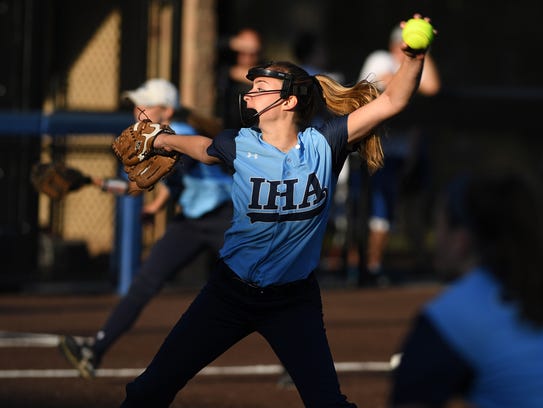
[{"left": 122, "top": 78, "right": 179, "bottom": 109}]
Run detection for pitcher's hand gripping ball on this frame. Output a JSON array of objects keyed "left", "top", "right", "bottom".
[
  {"left": 402, "top": 18, "right": 435, "bottom": 51},
  {"left": 112, "top": 120, "right": 179, "bottom": 190}
]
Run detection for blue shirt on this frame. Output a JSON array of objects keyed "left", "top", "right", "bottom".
[
  {"left": 207, "top": 116, "right": 349, "bottom": 286},
  {"left": 169, "top": 121, "right": 232, "bottom": 219},
  {"left": 394, "top": 268, "right": 543, "bottom": 408}
]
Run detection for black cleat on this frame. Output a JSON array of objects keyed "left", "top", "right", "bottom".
[
  {"left": 58, "top": 335, "right": 96, "bottom": 379},
  {"left": 276, "top": 370, "right": 295, "bottom": 390}
]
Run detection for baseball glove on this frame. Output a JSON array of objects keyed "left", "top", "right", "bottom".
[
  {"left": 30, "top": 162, "right": 92, "bottom": 200},
  {"left": 112, "top": 120, "right": 179, "bottom": 190}
]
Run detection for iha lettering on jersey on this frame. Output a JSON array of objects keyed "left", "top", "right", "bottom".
[{"left": 247, "top": 173, "right": 328, "bottom": 222}]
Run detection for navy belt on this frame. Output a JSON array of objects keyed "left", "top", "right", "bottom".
[{"left": 218, "top": 260, "right": 315, "bottom": 296}]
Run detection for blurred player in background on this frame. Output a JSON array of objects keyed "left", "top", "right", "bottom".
[
  {"left": 58, "top": 78, "right": 233, "bottom": 379},
  {"left": 216, "top": 27, "right": 264, "bottom": 129},
  {"left": 357, "top": 24, "right": 440, "bottom": 285}
]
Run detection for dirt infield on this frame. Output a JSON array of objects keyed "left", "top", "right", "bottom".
[{"left": 0, "top": 283, "right": 444, "bottom": 408}]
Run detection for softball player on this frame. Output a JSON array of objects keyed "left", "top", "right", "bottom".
[
  {"left": 58, "top": 79, "right": 233, "bottom": 379},
  {"left": 390, "top": 172, "right": 543, "bottom": 408},
  {"left": 357, "top": 25, "right": 441, "bottom": 285},
  {"left": 120, "top": 15, "right": 431, "bottom": 407}
]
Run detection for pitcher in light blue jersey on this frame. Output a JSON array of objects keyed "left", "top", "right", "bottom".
[{"left": 120, "top": 15, "right": 433, "bottom": 407}]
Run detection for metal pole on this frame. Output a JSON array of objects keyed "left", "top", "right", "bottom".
[{"left": 116, "top": 172, "right": 142, "bottom": 296}]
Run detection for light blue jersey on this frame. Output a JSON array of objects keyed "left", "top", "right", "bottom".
[
  {"left": 170, "top": 121, "right": 232, "bottom": 219},
  {"left": 208, "top": 116, "right": 349, "bottom": 286},
  {"left": 426, "top": 269, "right": 543, "bottom": 408}
]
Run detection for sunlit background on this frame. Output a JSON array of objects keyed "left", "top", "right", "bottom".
[{"left": 1, "top": 0, "right": 542, "bottom": 292}]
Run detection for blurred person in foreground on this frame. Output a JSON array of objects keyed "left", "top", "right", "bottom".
[
  {"left": 58, "top": 78, "right": 232, "bottom": 379},
  {"left": 389, "top": 170, "right": 543, "bottom": 407}
]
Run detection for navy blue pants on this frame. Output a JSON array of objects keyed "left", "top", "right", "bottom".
[{"left": 120, "top": 260, "right": 357, "bottom": 408}]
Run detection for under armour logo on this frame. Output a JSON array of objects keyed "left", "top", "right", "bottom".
[{"left": 247, "top": 152, "right": 259, "bottom": 159}]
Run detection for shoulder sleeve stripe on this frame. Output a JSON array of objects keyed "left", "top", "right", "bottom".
[
  {"left": 207, "top": 129, "right": 238, "bottom": 170},
  {"left": 317, "top": 115, "right": 349, "bottom": 176}
]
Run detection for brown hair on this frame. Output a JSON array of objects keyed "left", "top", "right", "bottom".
[{"left": 316, "top": 75, "right": 383, "bottom": 173}]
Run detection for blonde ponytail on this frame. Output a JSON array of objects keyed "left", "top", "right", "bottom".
[{"left": 315, "top": 75, "right": 384, "bottom": 174}]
